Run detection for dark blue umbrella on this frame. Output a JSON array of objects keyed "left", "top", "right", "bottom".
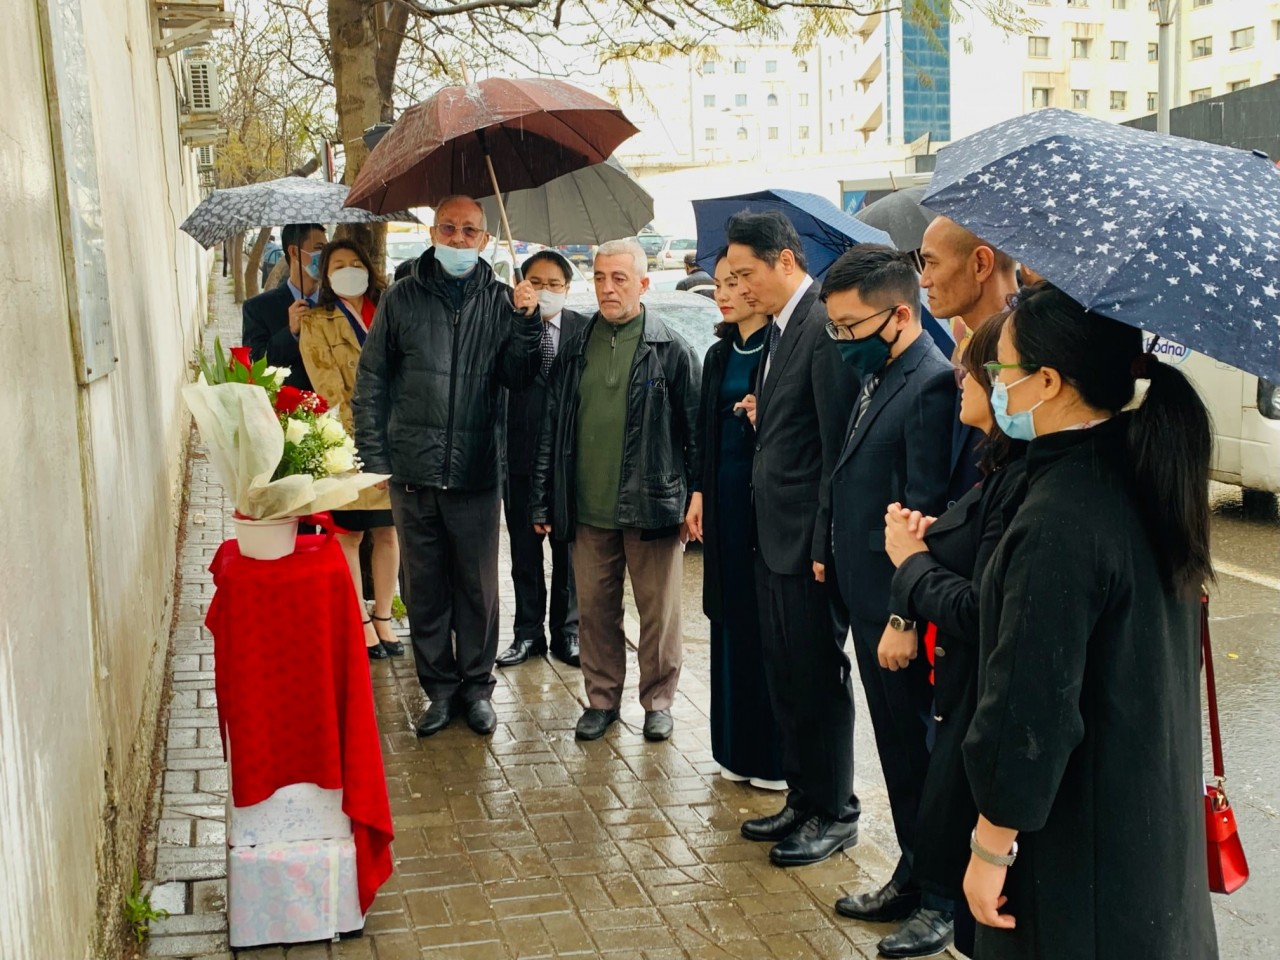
[
  {"left": 692, "top": 188, "right": 891, "bottom": 279},
  {"left": 924, "top": 108, "right": 1280, "bottom": 382}
]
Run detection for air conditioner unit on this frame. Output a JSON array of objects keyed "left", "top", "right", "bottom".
[
  {"left": 183, "top": 52, "right": 221, "bottom": 114},
  {"left": 196, "top": 145, "right": 215, "bottom": 171}
]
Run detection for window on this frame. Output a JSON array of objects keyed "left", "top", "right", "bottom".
[
  {"left": 1067, "top": 0, "right": 1088, "bottom": 6},
  {"left": 1147, "top": 91, "right": 1157, "bottom": 110},
  {"left": 1072, "top": 38, "right": 1092, "bottom": 59},
  {"left": 1193, "top": 0, "right": 1210, "bottom": 6},
  {"left": 703, "top": 94, "right": 715, "bottom": 108},
  {"left": 1190, "top": 86, "right": 1212, "bottom": 101},
  {"left": 1028, "top": 36, "right": 1049, "bottom": 57},
  {"left": 828, "top": 122, "right": 834, "bottom": 134},
  {"left": 766, "top": 60, "right": 778, "bottom": 73},
  {"left": 1230, "top": 27, "right": 1254, "bottom": 49},
  {"left": 798, "top": 60, "right": 809, "bottom": 73},
  {"left": 1190, "top": 36, "right": 1212, "bottom": 58},
  {"left": 1276, "top": 20, "right": 1280, "bottom": 41},
  {"left": 1111, "top": 0, "right": 1126, "bottom": 7},
  {"left": 798, "top": 125, "right": 810, "bottom": 139},
  {"left": 701, "top": 61, "right": 716, "bottom": 74},
  {"left": 1072, "top": 88, "right": 1089, "bottom": 109},
  {"left": 1110, "top": 41, "right": 1127, "bottom": 60},
  {"left": 1031, "top": 87, "right": 1052, "bottom": 108},
  {"left": 767, "top": 93, "right": 779, "bottom": 107},
  {"left": 768, "top": 126, "right": 779, "bottom": 140},
  {"left": 705, "top": 127, "right": 717, "bottom": 141},
  {"left": 733, "top": 60, "right": 747, "bottom": 73},
  {"left": 736, "top": 127, "right": 749, "bottom": 140},
  {"left": 1148, "top": 0, "right": 1156, "bottom": 8},
  {"left": 1228, "top": 79, "right": 1251, "bottom": 92},
  {"left": 1110, "top": 90, "right": 1127, "bottom": 110},
  {"left": 1148, "top": 42, "right": 1159, "bottom": 61},
  {"left": 735, "top": 93, "right": 748, "bottom": 106},
  {"left": 841, "top": 118, "right": 846, "bottom": 132},
  {"left": 798, "top": 93, "right": 810, "bottom": 106}
]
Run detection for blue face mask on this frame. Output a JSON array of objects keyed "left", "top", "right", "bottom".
[
  {"left": 299, "top": 249, "right": 321, "bottom": 280},
  {"left": 434, "top": 244, "right": 479, "bottom": 278},
  {"left": 990, "top": 373, "right": 1044, "bottom": 441}
]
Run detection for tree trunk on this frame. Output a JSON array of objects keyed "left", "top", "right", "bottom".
[
  {"left": 231, "top": 232, "right": 246, "bottom": 303},
  {"left": 329, "top": 0, "right": 387, "bottom": 275},
  {"left": 243, "top": 227, "right": 271, "bottom": 299}
]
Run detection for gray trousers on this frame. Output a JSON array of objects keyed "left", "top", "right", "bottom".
[{"left": 390, "top": 484, "right": 500, "bottom": 704}]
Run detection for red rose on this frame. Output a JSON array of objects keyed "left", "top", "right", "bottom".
[
  {"left": 275, "top": 386, "right": 328, "bottom": 415},
  {"left": 230, "top": 346, "right": 253, "bottom": 372}
]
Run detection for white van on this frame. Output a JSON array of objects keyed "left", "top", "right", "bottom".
[{"left": 1153, "top": 337, "right": 1280, "bottom": 496}]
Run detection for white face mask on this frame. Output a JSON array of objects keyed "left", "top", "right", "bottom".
[
  {"left": 537, "top": 290, "right": 567, "bottom": 317},
  {"left": 330, "top": 265, "right": 369, "bottom": 298}
]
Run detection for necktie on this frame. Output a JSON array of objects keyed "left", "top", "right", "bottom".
[
  {"left": 852, "top": 374, "right": 880, "bottom": 436},
  {"left": 764, "top": 321, "right": 781, "bottom": 380},
  {"left": 539, "top": 321, "right": 556, "bottom": 377}
]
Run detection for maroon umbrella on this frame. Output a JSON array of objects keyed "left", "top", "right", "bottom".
[{"left": 344, "top": 78, "right": 639, "bottom": 216}]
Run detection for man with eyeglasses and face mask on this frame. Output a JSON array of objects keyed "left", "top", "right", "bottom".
[
  {"left": 353, "top": 195, "right": 542, "bottom": 739},
  {"left": 496, "top": 250, "right": 589, "bottom": 670}
]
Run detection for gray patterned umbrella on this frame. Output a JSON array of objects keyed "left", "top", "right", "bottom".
[{"left": 180, "top": 177, "right": 418, "bottom": 248}]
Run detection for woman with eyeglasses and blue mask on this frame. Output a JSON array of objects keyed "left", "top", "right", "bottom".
[{"left": 960, "top": 283, "right": 1217, "bottom": 959}]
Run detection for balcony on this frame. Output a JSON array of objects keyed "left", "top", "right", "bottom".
[{"left": 151, "top": 0, "right": 233, "bottom": 58}]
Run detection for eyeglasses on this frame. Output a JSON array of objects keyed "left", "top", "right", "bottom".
[
  {"left": 434, "top": 223, "right": 484, "bottom": 241},
  {"left": 825, "top": 305, "right": 899, "bottom": 342},
  {"left": 983, "top": 362, "right": 1039, "bottom": 380},
  {"left": 528, "top": 279, "right": 567, "bottom": 292}
]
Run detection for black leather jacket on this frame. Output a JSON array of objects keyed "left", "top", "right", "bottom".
[
  {"left": 352, "top": 250, "right": 541, "bottom": 490},
  {"left": 529, "top": 308, "right": 702, "bottom": 540}
]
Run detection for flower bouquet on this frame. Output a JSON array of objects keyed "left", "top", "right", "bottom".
[{"left": 184, "top": 339, "right": 387, "bottom": 558}]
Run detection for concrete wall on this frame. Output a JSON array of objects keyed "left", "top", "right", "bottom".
[{"left": 0, "top": 0, "right": 208, "bottom": 956}]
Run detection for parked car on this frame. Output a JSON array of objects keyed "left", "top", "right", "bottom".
[
  {"left": 485, "top": 247, "right": 589, "bottom": 287},
  {"left": 556, "top": 244, "right": 595, "bottom": 267},
  {"left": 385, "top": 233, "right": 431, "bottom": 281},
  {"left": 646, "top": 269, "right": 690, "bottom": 293},
  {"left": 657, "top": 237, "right": 698, "bottom": 270},
  {"left": 636, "top": 234, "right": 667, "bottom": 269},
  {"left": 565, "top": 289, "right": 720, "bottom": 359}
]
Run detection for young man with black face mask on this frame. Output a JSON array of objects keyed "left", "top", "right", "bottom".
[{"left": 825, "top": 245, "right": 957, "bottom": 957}]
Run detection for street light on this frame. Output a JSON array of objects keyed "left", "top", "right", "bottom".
[{"left": 1154, "top": 0, "right": 1178, "bottom": 134}]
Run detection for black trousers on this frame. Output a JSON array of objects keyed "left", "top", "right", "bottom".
[
  {"left": 390, "top": 484, "right": 500, "bottom": 703},
  {"left": 503, "top": 472, "right": 579, "bottom": 643},
  {"left": 755, "top": 558, "right": 859, "bottom": 821},
  {"left": 848, "top": 614, "right": 935, "bottom": 887}
]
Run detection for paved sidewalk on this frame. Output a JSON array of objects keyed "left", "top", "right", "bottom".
[{"left": 143, "top": 276, "right": 906, "bottom": 960}]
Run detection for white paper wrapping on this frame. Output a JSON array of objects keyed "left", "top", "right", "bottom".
[
  {"left": 227, "top": 783, "right": 352, "bottom": 847},
  {"left": 227, "top": 838, "right": 363, "bottom": 947}
]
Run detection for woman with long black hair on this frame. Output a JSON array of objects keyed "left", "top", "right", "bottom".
[{"left": 961, "top": 283, "right": 1217, "bottom": 958}]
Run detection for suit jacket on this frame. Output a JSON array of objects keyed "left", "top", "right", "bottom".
[
  {"left": 831, "top": 334, "right": 956, "bottom": 623},
  {"left": 297, "top": 302, "right": 390, "bottom": 512},
  {"left": 751, "top": 283, "right": 858, "bottom": 576},
  {"left": 506, "top": 309, "right": 589, "bottom": 476},
  {"left": 242, "top": 283, "right": 312, "bottom": 390}
]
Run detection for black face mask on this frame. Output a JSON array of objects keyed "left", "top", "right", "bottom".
[{"left": 836, "top": 313, "right": 900, "bottom": 377}]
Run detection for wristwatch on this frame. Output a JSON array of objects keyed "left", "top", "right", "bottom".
[
  {"left": 970, "top": 830, "right": 1019, "bottom": 867},
  {"left": 888, "top": 614, "right": 916, "bottom": 632}
]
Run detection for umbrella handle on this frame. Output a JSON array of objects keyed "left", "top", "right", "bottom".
[{"left": 483, "top": 152, "right": 521, "bottom": 283}]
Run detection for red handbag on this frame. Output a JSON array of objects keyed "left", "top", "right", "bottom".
[{"left": 1201, "top": 594, "right": 1249, "bottom": 894}]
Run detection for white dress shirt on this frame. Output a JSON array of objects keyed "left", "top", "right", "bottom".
[
  {"left": 764, "top": 274, "right": 814, "bottom": 380},
  {"left": 544, "top": 311, "right": 563, "bottom": 354}
]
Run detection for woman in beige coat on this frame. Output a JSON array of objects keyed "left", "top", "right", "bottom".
[{"left": 300, "top": 239, "right": 401, "bottom": 660}]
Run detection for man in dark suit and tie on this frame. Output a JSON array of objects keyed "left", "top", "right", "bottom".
[
  {"left": 823, "top": 246, "right": 957, "bottom": 953},
  {"left": 725, "top": 211, "right": 860, "bottom": 867},
  {"left": 497, "top": 251, "right": 587, "bottom": 668},
  {"left": 241, "top": 222, "right": 327, "bottom": 390}
]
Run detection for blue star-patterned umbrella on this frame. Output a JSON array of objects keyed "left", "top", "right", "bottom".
[
  {"left": 180, "top": 177, "right": 418, "bottom": 249},
  {"left": 924, "top": 108, "right": 1280, "bottom": 382}
]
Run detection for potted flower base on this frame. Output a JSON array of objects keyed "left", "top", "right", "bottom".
[{"left": 233, "top": 514, "right": 300, "bottom": 561}]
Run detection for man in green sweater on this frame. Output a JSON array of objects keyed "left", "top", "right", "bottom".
[{"left": 530, "top": 239, "right": 701, "bottom": 742}]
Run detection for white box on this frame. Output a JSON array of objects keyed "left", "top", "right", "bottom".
[{"left": 227, "top": 837, "right": 363, "bottom": 947}]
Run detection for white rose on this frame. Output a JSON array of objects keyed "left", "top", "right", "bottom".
[
  {"left": 319, "top": 415, "right": 347, "bottom": 444},
  {"left": 269, "top": 366, "right": 291, "bottom": 386},
  {"left": 283, "top": 417, "right": 309, "bottom": 445},
  {"left": 322, "top": 446, "right": 356, "bottom": 475}
]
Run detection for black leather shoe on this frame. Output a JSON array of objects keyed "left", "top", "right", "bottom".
[
  {"left": 575, "top": 707, "right": 619, "bottom": 741},
  {"left": 366, "top": 643, "right": 389, "bottom": 660},
  {"left": 414, "top": 700, "right": 454, "bottom": 737},
  {"left": 877, "top": 908, "right": 954, "bottom": 959},
  {"left": 642, "top": 709, "right": 673, "bottom": 741},
  {"left": 550, "top": 634, "right": 580, "bottom": 667},
  {"left": 496, "top": 636, "right": 547, "bottom": 667},
  {"left": 834, "top": 879, "right": 922, "bottom": 923},
  {"left": 768, "top": 815, "right": 858, "bottom": 867},
  {"left": 370, "top": 615, "right": 404, "bottom": 656},
  {"left": 740, "top": 804, "right": 805, "bottom": 843},
  {"left": 465, "top": 700, "right": 497, "bottom": 736}
]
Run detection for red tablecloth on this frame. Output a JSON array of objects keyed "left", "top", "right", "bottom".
[{"left": 207, "top": 534, "right": 393, "bottom": 913}]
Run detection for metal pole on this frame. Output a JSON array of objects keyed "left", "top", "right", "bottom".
[{"left": 1156, "top": 0, "right": 1177, "bottom": 134}]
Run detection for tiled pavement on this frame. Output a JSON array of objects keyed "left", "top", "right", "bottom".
[{"left": 143, "top": 276, "right": 912, "bottom": 960}]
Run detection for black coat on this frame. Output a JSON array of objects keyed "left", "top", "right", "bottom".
[
  {"left": 964, "top": 415, "right": 1217, "bottom": 960},
  {"left": 693, "top": 336, "right": 763, "bottom": 623},
  {"left": 241, "top": 283, "right": 312, "bottom": 390},
  {"left": 751, "top": 283, "right": 857, "bottom": 575},
  {"left": 351, "top": 250, "right": 541, "bottom": 490},
  {"left": 830, "top": 334, "right": 956, "bottom": 624},
  {"left": 505, "top": 309, "right": 589, "bottom": 476},
  {"left": 528, "top": 308, "right": 702, "bottom": 541},
  {"left": 887, "top": 455, "right": 1028, "bottom": 899}
]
